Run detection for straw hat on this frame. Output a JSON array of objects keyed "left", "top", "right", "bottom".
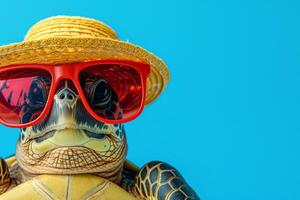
[{"left": 0, "top": 16, "right": 169, "bottom": 105}]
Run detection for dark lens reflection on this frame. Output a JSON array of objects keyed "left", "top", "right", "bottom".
[
  {"left": 0, "top": 69, "right": 51, "bottom": 124},
  {"left": 79, "top": 64, "right": 143, "bottom": 121}
]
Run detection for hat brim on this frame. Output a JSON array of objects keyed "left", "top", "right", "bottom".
[{"left": 0, "top": 37, "right": 169, "bottom": 105}]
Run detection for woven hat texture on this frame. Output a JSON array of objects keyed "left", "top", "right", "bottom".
[{"left": 0, "top": 16, "right": 170, "bottom": 104}]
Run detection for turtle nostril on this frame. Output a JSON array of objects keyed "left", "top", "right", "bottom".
[
  {"left": 59, "top": 93, "right": 65, "bottom": 100},
  {"left": 67, "top": 94, "right": 74, "bottom": 100},
  {"left": 58, "top": 92, "right": 74, "bottom": 101},
  {"left": 56, "top": 80, "right": 78, "bottom": 103}
]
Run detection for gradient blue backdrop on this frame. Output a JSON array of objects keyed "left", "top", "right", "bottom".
[{"left": 0, "top": 0, "right": 299, "bottom": 199}]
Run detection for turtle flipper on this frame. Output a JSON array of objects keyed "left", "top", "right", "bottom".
[
  {"left": 132, "top": 161, "right": 200, "bottom": 200},
  {"left": 0, "top": 158, "right": 10, "bottom": 194}
]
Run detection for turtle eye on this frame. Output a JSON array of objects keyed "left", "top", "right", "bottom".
[
  {"left": 85, "top": 78, "right": 113, "bottom": 109},
  {"left": 93, "top": 79, "right": 112, "bottom": 107},
  {"left": 20, "top": 76, "right": 51, "bottom": 124},
  {"left": 28, "top": 76, "right": 50, "bottom": 105}
]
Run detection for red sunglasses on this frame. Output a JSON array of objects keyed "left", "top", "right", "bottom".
[{"left": 0, "top": 60, "right": 150, "bottom": 128}]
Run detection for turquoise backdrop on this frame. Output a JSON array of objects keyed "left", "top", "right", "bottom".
[{"left": 0, "top": 0, "right": 299, "bottom": 199}]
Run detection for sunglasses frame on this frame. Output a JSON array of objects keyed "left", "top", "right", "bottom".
[{"left": 0, "top": 60, "right": 150, "bottom": 128}]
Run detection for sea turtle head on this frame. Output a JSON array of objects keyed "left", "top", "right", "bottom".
[{"left": 16, "top": 78, "right": 127, "bottom": 182}]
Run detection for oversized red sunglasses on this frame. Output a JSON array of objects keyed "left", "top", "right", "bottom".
[{"left": 0, "top": 60, "right": 150, "bottom": 128}]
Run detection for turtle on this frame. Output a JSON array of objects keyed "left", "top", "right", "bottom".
[
  {"left": 0, "top": 78, "right": 200, "bottom": 199},
  {"left": 0, "top": 15, "right": 200, "bottom": 200}
]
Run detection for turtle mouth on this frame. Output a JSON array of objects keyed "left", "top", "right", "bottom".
[{"left": 32, "top": 123, "right": 109, "bottom": 143}]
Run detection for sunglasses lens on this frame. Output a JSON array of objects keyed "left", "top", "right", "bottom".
[
  {"left": 79, "top": 64, "right": 143, "bottom": 121},
  {"left": 0, "top": 68, "right": 51, "bottom": 125}
]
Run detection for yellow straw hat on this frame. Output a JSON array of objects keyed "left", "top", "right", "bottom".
[{"left": 0, "top": 16, "right": 169, "bottom": 105}]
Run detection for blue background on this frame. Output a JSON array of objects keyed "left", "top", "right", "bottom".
[{"left": 0, "top": 0, "right": 299, "bottom": 199}]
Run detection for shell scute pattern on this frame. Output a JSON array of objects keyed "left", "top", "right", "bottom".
[{"left": 133, "top": 161, "right": 200, "bottom": 200}]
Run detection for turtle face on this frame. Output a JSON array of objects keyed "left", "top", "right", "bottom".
[{"left": 16, "top": 79, "right": 127, "bottom": 177}]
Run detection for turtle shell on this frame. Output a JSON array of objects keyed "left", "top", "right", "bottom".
[
  {"left": 1, "top": 156, "right": 138, "bottom": 200},
  {"left": 0, "top": 174, "right": 137, "bottom": 200}
]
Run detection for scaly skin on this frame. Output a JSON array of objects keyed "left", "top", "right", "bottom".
[
  {"left": 17, "top": 79, "right": 127, "bottom": 184},
  {"left": 132, "top": 161, "right": 199, "bottom": 200},
  {"left": 0, "top": 158, "right": 10, "bottom": 194}
]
